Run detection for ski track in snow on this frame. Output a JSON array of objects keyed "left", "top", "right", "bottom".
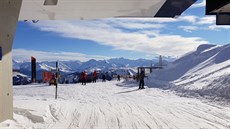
[{"left": 2, "top": 81, "right": 230, "bottom": 129}]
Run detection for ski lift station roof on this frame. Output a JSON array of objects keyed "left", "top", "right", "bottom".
[{"left": 19, "top": 0, "right": 197, "bottom": 20}]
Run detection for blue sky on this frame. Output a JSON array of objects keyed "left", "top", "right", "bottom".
[{"left": 13, "top": 0, "right": 230, "bottom": 62}]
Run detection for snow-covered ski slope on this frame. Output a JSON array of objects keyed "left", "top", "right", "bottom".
[
  {"left": 1, "top": 81, "right": 230, "bottom": 129},
  {"left": 147, "top": 44, "right": 230, "bottom": 99}
]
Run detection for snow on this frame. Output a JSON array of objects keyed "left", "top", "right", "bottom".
[
  {"left": 1, "top": 81, "right": 230, "bottom": 128},
  {"left": 147, "top": 44, "right": 230, "bottom": 99},
  {"left": 13, "top": 72, "right": 28, "bottom": 78},
  {"left": 39, "top": 63, "right": 54, "bottom": 71},
  {"left": 110, "top": 68, "right": 136, "bottom": 76}
]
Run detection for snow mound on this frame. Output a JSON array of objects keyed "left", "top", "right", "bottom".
[
  {"left": 13, "top": 72, "right": 30, "bottom": 85},
  {"left": 147, "top": 44, "right": 230, "bottom": 99},
  {"left": 196, "top": 44, "right": 216, "bottom": 52}
]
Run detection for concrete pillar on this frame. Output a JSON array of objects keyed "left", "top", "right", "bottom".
[{"left": 0, "top": 0, "right": 22, "bottom": 122}]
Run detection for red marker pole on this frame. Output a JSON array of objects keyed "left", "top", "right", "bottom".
[{"left": 31, "top": 56, "right": 36, "bottom": 83}]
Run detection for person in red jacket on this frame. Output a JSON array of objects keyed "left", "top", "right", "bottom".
[
  {"left": 81, "top": 71, "right": 87, "bottom": 85},
  {"left": 93, "top": 70, "right": 97, "bottom": 83}
]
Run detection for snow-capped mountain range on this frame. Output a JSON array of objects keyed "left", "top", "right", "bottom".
[
  {"left": 13, "top": 57, "right": 172, "bottom": 81},
  {"left": 147, "top": 44, "right": 230, "bottom": 99}
]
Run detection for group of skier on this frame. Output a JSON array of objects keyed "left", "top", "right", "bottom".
[
  {"left": 80, "top": 70, "right": 108, "bottom": 85},
  {"left": 80, "top": 70, "right": 146, "bottom": 89},
  {"left": 80, "top": 70, "right": 97, "bottom": 85}
]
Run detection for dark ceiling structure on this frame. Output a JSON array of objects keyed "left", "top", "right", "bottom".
[{"left": 206, "top": 0, "right": 230, "bottom": 25}]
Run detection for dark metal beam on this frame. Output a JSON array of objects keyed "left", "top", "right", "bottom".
[
  {"left": 206, "top": 0, "right": 230, "bottom": 15},
  {"left": 155, "top": 0, "right": 197, "bottom": 18},
  {"left": 216, "top": 13, "right": 230, "bottom": 25}
]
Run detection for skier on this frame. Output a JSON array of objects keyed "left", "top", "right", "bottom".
[
  {"left": 117, "top": 74, "right": 120, "bottom": 81},
  {"left": 81, "top": 71, "right": 87, "bottom": 85},
  {"left": 49, "top": 73, "right": 56, "bottom": 86},
  {"left": 102, "top": 74, "right": 106, "bottom": 82},
  {"left": 81, "top": 71, "right": 84, "bottom": 85},
  {"left": 93, "top": 70, "right": 97, "bottom": 83},
  {"left": 139, "top": 70, "right": 145, "bottom": 89},
  {"left": 133, "top": 75, "right": 136, "bottom": 80}
]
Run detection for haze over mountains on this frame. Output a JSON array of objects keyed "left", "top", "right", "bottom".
[
  {"left": 13, "top": 57, "right": 174, "bottom": 72},
  {"left": 12, "top": 57, "right": 173, "bottom": 83}
]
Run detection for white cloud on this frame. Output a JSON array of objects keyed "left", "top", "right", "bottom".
[
  {"left": 112, "top": 22, "right": 165, "bottom": 29},
  {"left": 105, "top": 18, "right": 178, "bottom": 24},
  {"left": 178, "top": 26, "right": 198, "bottom": 32},
  {"left": 173, "top": 15, "right": 215, "bottom": 26},
  {"left": 176, "top": 15, "right": 230, "bottom": 31},
  {"left": 208, "top": 25, "right": 230, "bottom": 31},
  {"left": 116, "top": 15, "right": 197, "bottom": 24},
  {"left": 102, "top": 18, "right": 166, "bottom": 29},
  {"left": 30, "top": 20, "right": 209, "bottom": 57},
  {"left": 13, "top": 49, "right": 111, "bottom": 62},
  {"left": 191, "top": 0, "right": 205, "bottom": 8},
  {"left": 191, "top": 16, "right": 230, "bottom": 31},
  {"left": 148, "top": 35, "right": 208, "bottom": 56},
  {"left": 197, "top": 16, "right": 216, "bottom": 25},
  {"left": 178, "top": 15, "right": 198, "bottom": 23}
]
